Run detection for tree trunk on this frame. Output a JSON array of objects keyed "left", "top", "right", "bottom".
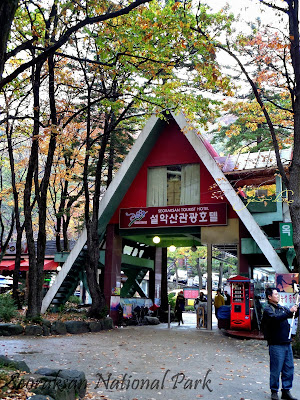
[
  {"left": 107, "top": 131, "right": 115, "bottom": 187},
  {"left": 288, "top": 0, "right": 300, "bottom": 273},
  {"left": 24, "top": 60, "right": 42, "bottom": 319},
  {"left": 63, "top": 217, "right": 69, "bottom": 251},
  {"left": 85, "top": 117, "right": 111, "bottom": 317},
  {"left": 289, "top": 97, "right": 300, "bottom": 273},
  {"left": 13, "top": 230, "right": 23, "bottom": 309},
  {"left": 26, "top": 48, "right": 58, "bottom": 318},
  {"left": 85, "top": 219, "right": 106, "bottom": 317},
  {"left": 7, "top": 121, "right": 24, "bottom": 308},
  {"left": 55, "top": 182, "right": 68, "bottom": 252},
  {"left": 82, "top": 86, "right": 110, "bottom": 317},
  {"left": 0, "top": 0, "right": 19, "bottom": 80}
]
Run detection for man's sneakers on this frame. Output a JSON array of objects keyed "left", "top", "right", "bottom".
[
  {"left": 281, "top": 390, "right": 298, "bottom": 400},
  {"left": 271, "top": 391, "right": 279, "bottom": 400}
]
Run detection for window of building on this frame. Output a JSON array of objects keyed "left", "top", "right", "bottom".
[
  {"left": 147, "top": 164, "right": 200, "bottom": 206},
  {"left": 167, "top": 166, "right": 181, "bottom": 205}
]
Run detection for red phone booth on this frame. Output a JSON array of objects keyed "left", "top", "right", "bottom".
[{"left": 227, "top": 275, "right": 254, "bottom": 331}]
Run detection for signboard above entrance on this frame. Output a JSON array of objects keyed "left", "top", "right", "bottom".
[{"left": 119, "top": 203, "right": 227, "bottom": 229}]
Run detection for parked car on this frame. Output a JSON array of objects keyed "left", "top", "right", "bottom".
[
  {"left": 192, "top": 276, "right": 206, "bottom": 288},
  {"left": 171, "top": 270, "right": 187, "bottom": 284}
]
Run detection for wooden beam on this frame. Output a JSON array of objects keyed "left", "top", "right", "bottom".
[{"left": 207, "top": 244, "right": 212, "bottom": 330}]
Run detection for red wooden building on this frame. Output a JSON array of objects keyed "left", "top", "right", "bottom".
[{"left": 41, "top": 112, "right": 293, "bottom": 326}]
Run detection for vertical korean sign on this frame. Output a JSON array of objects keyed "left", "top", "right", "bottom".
[{"left": 280, "top": 222, "right": 294, "bottom": 248}]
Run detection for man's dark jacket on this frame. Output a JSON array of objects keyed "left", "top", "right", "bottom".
[{"left": 262, "top": 302, "right": 298, "bottom": 345}]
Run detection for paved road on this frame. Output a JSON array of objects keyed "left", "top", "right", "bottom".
[{"left": 1, "top": 313, "right": 300, "bottom": 400}]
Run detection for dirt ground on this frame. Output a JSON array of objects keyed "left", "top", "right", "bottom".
[{"left": 1, "top": 312, "right": 300, "bottom": 400}]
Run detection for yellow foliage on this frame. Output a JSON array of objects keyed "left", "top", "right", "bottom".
[
  {"left": 225, "top": 125, "right": 241, "bottom": 137},
  {"left": 245, "top": 122, "right": 258, "bottom": 131}
]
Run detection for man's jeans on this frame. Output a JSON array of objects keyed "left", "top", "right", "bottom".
[{"left": 269, "top": 344, "right": 294, "bottom": 391}]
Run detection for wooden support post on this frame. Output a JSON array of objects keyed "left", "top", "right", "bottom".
[
  {"left": 154, "top": 247, "right": 162, "bottom": 305},
  {"left": 207, "top": 243, "right": 212, "bottom": 330},
  {"left": 161, "top": 247, "right": 168, "bottom": 311}
]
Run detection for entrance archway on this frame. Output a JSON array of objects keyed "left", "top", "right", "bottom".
[{"left": 110, "top": 224, "right": 238, "bottom": 329}]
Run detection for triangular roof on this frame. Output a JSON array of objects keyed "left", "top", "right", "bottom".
[{"left": 42, "top": 112, "right": 288, "bottom": 313}]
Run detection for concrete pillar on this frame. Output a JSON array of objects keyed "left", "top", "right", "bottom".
[{"left": 104, "top": 224, "right": 122, "bottom": 324}]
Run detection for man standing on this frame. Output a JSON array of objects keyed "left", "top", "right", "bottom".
[
  {"left": 224, "top": 290, "right": 231, "bottom": 306},
  {"left": 263, "top": 287, "right": 298, "bottom": 400},
  {"left": 214, "top": 288, "right": 225, "bottom": 319}
]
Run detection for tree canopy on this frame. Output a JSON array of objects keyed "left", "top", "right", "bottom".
[
  {"left": 0, "top": 0, "right": 236, "bottom": 317},
  {"left": 3, "top": 0, "right": 300, "bottom": 318}
]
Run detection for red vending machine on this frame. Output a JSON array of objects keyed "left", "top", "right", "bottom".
[{"left": 228, "top": 275, "right": 254, "bottom": 331}]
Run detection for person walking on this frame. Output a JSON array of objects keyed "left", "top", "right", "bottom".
[
  {"left": 199, "top": 291, "right": 207, "bottom": 302},
  {"left": 214, "top": 288, "right": 225, "bottom": 319},
  {"left": 194, "top": 292, "right": 207, "bottom": 328},
  {"left": 263, "top": 287, "right": 299, "bottom": 400},
  {"left": 175, "top": 291, "right": 185, "bottom": 326}
]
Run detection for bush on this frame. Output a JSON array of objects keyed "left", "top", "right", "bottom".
[
  {"left": 0, "top": 293, "right": 18, "bottom": 322},
  {"left": 185, "top": 305, "right": 194, "bottom": 312},
  {"left": 168, "top": 293, "right": 176, "bottom": 310},
  {"left": 68, "top": 295, "right": 81, "bottom": 304},
  {"left": 98, "top": 305, "right": 109, "bottom": 319}
]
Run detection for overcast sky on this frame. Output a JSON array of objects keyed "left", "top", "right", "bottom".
[
  {"left": 198, "top": 1, "right": 287, "bottom": 144},
  {"left": 207, "top": 0, "right": 283, "bottom": 29},
  {"left": 208, "top": 0, "right": 263, "bottom": 20},
  {"left": 201, "top": 0, "right": 287, "bottom": 81}
]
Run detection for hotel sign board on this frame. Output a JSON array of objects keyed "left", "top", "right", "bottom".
[{"left": 119, "top": 203, "right": 227, "bottom": 229}]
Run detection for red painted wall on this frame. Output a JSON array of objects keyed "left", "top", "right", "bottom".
[{"left": 110, "top": 120, "right": 237, "bottom": 223}]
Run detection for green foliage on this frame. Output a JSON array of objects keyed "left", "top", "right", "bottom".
[
  {"left": 211, "top": 95, "right": 293, "bottom": 155},
  {"left": 1, "top": 0, "right": 238, "bottom": 318},
  {"left": 168, "top": 292, "right": 176, "bottom": 310},
  {"left": 185, "top": 305, "right": 194, "bottom": 312},
  {"left": 23, "top": 315, "right": 43, "bottom": 325},
  {"left": 98, "top": 305, "right": 109, "bottom": 319},
  {"left": 0, "top": 293, "right": 18, "bottom": 322},
  {"left": 0, "top": 363, "right": 17, "bottom": 372},
  {"left": 68, "top": 295, "right": 81, "bottom": 304},
  {"left": 168, "top": 246, "right": 238, "bottom": 278}
]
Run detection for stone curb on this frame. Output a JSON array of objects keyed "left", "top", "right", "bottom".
[
  {"left": 0, "top": 354, "right": 30, "bottom": 372},
  {"left": 0, "top": 356, "right": 87, "bottom": 400},
  {"left": 0, "top": 317, "right": 113, "bottom": 337}
]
